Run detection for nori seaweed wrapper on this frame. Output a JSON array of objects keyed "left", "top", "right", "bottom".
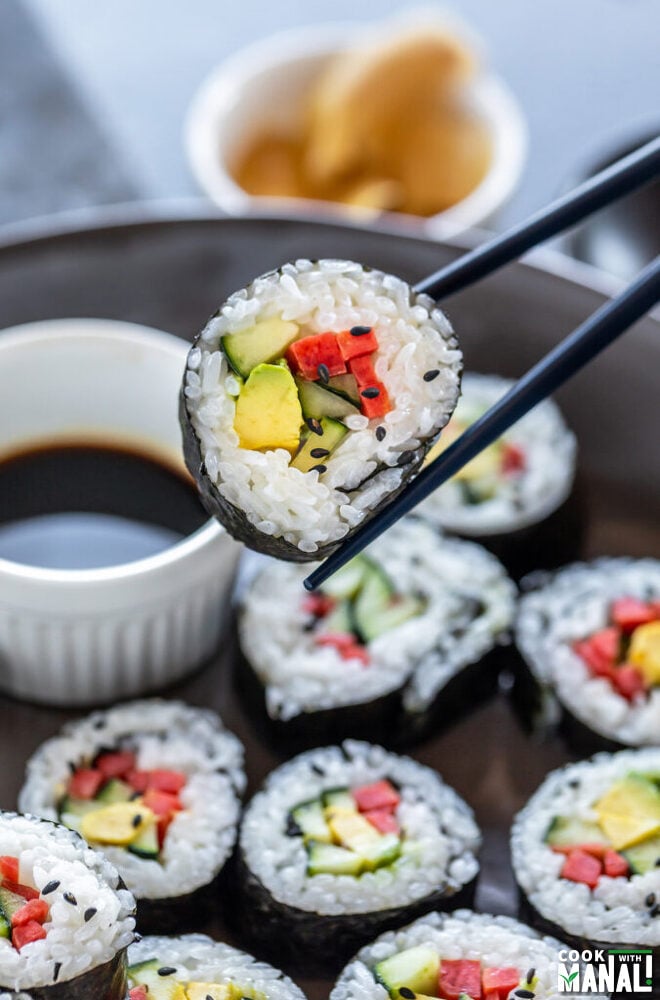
[
  {"left": 0, "top": 951, "right": 127, "bottom": 1000},
  {"left": 228, "top": 848, "right": 476, "bottom": 977},
  {"left": 135, "top": 875, "right": 220, "bottom": 936}
]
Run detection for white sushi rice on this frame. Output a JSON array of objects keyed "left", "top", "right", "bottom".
[
  {"left": 128, "top": 933, "right": 306, "bottom": 1000},
  {"left": 184, "top": 259, "right": 462, "bottom": 552},
  {"left": 0, "top": 812, "right": 134, "bottom": 992},
  {"left": 418, "top": 373, "right": 577, "bottom": 536},
  {"left": 512, "top": 748, "right": 660, "bottom": 946},
  {"left": 240, "top": 519, "right": 516, "bottom": 719},
  {"left": 240, "top": 741, "right": 480, "bottom": 915},
  {"left": 516, "top": 558, "right": 660, "bottom": 745},
  {"left": 331, "top": 909, "right": 605, "bottom": 1000},
  {"left": 18, "top": 700, "right": 245, "bottom": 900}
]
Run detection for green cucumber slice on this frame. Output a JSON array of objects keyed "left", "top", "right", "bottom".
[
  {"left": 326, "top": 373, "right": 361, "bottom": 406},
  {"left": 624, "top": 834, "right": 660, "bottom": 874},
  {"left": 374, "top": 945, "right": 440, "bottom": 998},
  {"left": 321, "top": 556, "right": 368, "bottom": 600},
  {"left": 128, "top": 821, "right": 160, "bottom": 860},
  {"left": 322, "top": 787, "right": 355, "bottom": 811},
  {"left": 296, "top": 378, "right": 361, "bottom": 421},
  {"left": 545, "top": 815, "right": 610, "bottom": 849},
  {"left": 222, "top": 318, "right": 299, "bottom": 378},
  {"left": 97, "top": 778, "right": 134, "bottom": 804},
  {"left": 306, "top": 840, "right": 363, "bottom": 876},
  {"left": 128, "top": 958, "right": 184, "bottom": 999},
  {"left": 290, "top": 799, "right": 331, "bottom": 843}
]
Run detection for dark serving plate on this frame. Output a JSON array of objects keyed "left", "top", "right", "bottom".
[{"left": 0, "top": 207, "right": 658, "bottom": 997}]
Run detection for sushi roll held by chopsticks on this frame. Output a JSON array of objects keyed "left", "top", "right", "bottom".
[{"left": 181, "top": 259, "right": 462, "bottom": 560}]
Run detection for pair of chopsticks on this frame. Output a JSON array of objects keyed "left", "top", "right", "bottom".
[{"left": 304, "top": 136, "right": 660, "bottom": 592}]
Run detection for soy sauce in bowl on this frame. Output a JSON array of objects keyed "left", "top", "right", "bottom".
[{"left": 0, "top": 441, "right": 208, "bottom": 570}]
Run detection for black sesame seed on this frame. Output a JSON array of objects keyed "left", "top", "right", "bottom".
[
  {"left": 310, "top": 448, "right": 330, "bottom": 459},
  {"left": 132, "top": 814, "right": 143, "bottom": 828},
  {"left": 42, "top": 880, "right": 60, "bottom": 895},
  {"left": 130, "top": 790, "right": 142, "bottom": 801},
  {"left": 63, "top": 892, "right": 77, "bottom": 906},
  {"left": 53, "top": 962, "right": 62, "bottom": 982},
  {"left": 399, "top": 989, "right": 415, "bottom": 999},
  {"left": 285, "top": 815, "right": 302, "bottom": 837},
  {"left": 361, "top": 387, "right": 380, "bottom": 398},
  {"left": 311, "top": 464, "right": 327, "bottom": 474},
  {"left": 647, "top": 893, "right": 657, "bottom": 907},
  {"left": 134, "top": 932, "right": 143, "bottom": 942},
  {"left": 68, "top": 761, "right": 76, "bottom": 775},
  {"left": 651, "top": 905, "right": 660, "bottom": 918},
  {"left": 350, "top": 325, "right": 372, "bottom": 337},
  {"left": 84, "top": 907, "right": 97, "bottom": 922},
  {"left": 397, "top": 451, "right": 414, "bottom": 466},
  {"left": 423, "top": 369, "right": 440, "bottom": 382},
  {"left": 514, "top": 991, "right": 535, "bottom": 999},
  {"left": 306, "top": 417, "right": 323, "bottom": 436},
  {"left": 311, "top": 763, "right": 325, "bottom": 776},
  {"left": 158, "top": 966, "right": 177, "bottom": 976},
  {"left": 525, "top": 968, "right": 536, "bottom": 985},
  {"left": 568, "top": 779, "right": 581, "bottom": 788},
  {"left": 317, "top": 363, "right": 330, "bottom": 384},
  {"left": 303, "top": 619, "right": 315, "bottom": 633},
  {"left": 656, "top": 857, "right": 660, "bottom": 867},
  {"left": 375, "top": 425, "right": 386, "bottom": 441},
  {"left": 93, "top": 718, "right": 105, "bottom": 729}
]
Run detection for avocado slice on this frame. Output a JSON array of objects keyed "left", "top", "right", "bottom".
[
  {"left": 595, "top": 774, "right": 660, "bottom": 850},
  {"left": 628, "top": 622, "right": 660, "bottom": 685},
  {"left": 306, "top": 840, "right": 363, "bottom": 876},
  {"left": 222, "top": 318, "right": 299, "bottom": 378},
  {"left": 327, "top": 810, "right": 380, "bottom": 852},
  {"left": 290, "top": 799, "right": 332, "bottom": 843},
  {"left": 290, "top": 417, "right": 348, "bottom": 473},
  {"left": 234, "top": 363, "right": 303, "bottom": 453},
  {"left": 545, "top": 815, "right": 611, "bottom": 849},
  {"left": 186, "top": 986, "right": 232, "bottom": 1000},
  {"left": 296, "top": 378, "right": 361, "bottom": 421},
  {"left": 81, "top": 802, "right": 155, "bottom": 846},
  {"left": 128, "top": 959, "right": 186, "bottom": 1000},
  {"left": 96, "top": 778, "right": 134, "bottom": 804},
  {"left": 374, "top": 945, "right": 440, "bottom": 998},
  {"left": 624, "top": 833, "right": 660, "bottom": 874}
]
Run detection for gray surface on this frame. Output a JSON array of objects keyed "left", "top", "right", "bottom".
[{"left": 8, "top": 0, "right": 660, "bottom": 230}]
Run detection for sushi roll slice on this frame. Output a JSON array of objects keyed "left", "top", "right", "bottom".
[
  {"left": 230, "top": 741, "right": 481, "bottom": 975},
  {"left": 331, "top": 909, "right": 607, "bottom": 1000},
  {"left": 181, "top": 259, "right": 462, "bottom": 560},
  {"left": 512, "top": 749, "right": 660, "bottom": 978},
  {"left": 126, "top": 933, "right": 307, "bottom": 1000},
  {"left": 238, "top": 519, "right": 516, "bottom": 748},
  {"left": 416, "top": 373, "right": 581, "bottom": 579},
  {"left": 0, "top": 811, "right": 135, "bottom": 999},
  {"left": 515, "top": 558, "right": 660, "bottom": 751},
  {"left": 18, "top": 700, "right": 245, "bottom": 934}
]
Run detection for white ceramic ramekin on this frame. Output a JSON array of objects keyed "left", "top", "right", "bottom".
[
  {"left": 0, "top": 319, "right": 240, "bottom": 706},
  {"left": 185, "top": 19, "right": 528, "bottom": 238}
]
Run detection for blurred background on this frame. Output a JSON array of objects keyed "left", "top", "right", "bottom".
[{"left": 1, "top": 0, "right": 659, "bottom": 274}]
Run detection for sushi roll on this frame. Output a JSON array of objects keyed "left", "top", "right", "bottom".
[
  {"left": 230, "top": 741, "right": 481, "bottom": 974},
  {"left": 416, "top": 373, "right": 581, "bottom": 579},
  {"left": 0, "top": 811, "right": 135, "bottom": 999},
  {"left": 512, "top": 749, "right": 660, "bottom": 980},
  {"left": 18, "top": 700, "right": 245, "bottom": 934},
  {"left": 238, "top": 519, "right": 516, "bottom": 748},
  {"left": 331, "top": 909, "right": 607, "bottom": 1000},
  {"left": 181, "top": 259, "right": 462, "bottom": 560},
  {"left": 515, "top": 558, "right": 660, "bottom": 751},
  {"left": 126, "top": 933, "right": 307, "bottom": 1000}
]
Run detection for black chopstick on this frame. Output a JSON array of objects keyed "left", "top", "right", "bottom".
[
  {"left": 304, "top": 256, "right": 660, "bottom": 591},
  {"left": 415, "top": 136, "right": 660, "bottom": 300}
]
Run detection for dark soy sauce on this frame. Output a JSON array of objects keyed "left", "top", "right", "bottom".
[{"left": 0, "top": 442, "right": 208, "bottom": 569}]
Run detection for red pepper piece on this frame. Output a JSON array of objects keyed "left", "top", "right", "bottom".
[
  {"left": 336, "top": 327, "right": 379, "bottom": 361},
  {"left": 359, "top": 383, "right": 391, "bottom": 419},
  {"left": 590, "top": 626, "right": 621, "bottom": 662},
  {"left": 363, "top": 809, "right": 400, "bottom": 835},
  {"left": 3, "top": 880, "right": 40, "bottom": 901},
  {"left": 439, "top": 958, "right": 483, "bottom": 999},
  {"left": 314, "top": 632, "right": 357, "bottom": 650},
  {"left": 142, "top": 788, "right": 182, "bottom": 817},
  {"left": 348, "top": 355, "right": 378, "bottom": 386},
  {"left": 611, "top": 597, "right": 658, "bottom": 632},
  {"left": 126, "top": 770, "right": 151, "bottom": 794},
  {"left": 573, "top": 639, "right": 617, "bottom": 679},
  {"left": 0, "top": 857, "right": 19, "bottom": 882},
  {"left": 603, "top": 849, "right": 629, "bottom": 878},
  {"left": 129, "top": 989, "right": 148, "bottom": 1000},
  {"left": 11, "top": 898, "right": 49, "bottom": 927},
  {"left": 482, "top": 967, "right": 521, "bottom": 1000},
  {"left": 353, "top": 779, "right": 400, "bottom": 813},
  {"left": 551, "top": 843, "right": 609, "bottom": 859},
  {"left": 302, "top": 593, "right": 336, "bottom": 617},
  {"left": 613, "top": 664, "right": 648, "bottom": 701},
  {"left": 147, "top": 770, "right": 187, "bottom": 794},
  {"left": 339, "top": 643, "right": 370, "bottom": 666},
  {"left": 68, "top": 768, "right": 105, "bottom": 800},
  {"left": 501, "top": 442, "right": 526, "bottom": 474},
  {"left": 95, "top": 751, "right": 136, "bottom": 779},
  {"left": 12, "top": 920, "right": 47, "bottom": 950},
  {"left": 286, "top": 333, "right": 346, "bottom": 380},
  {"left": 561, "top": 849, "right": 602, "bottom": 888}
]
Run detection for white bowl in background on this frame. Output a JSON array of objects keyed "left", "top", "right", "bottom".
[
  {"left": 185, "top": 20, "right": 528, "bottom": 239},
  {"left": 0, "top": 318, "right": 240, "bottom": 706}
]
